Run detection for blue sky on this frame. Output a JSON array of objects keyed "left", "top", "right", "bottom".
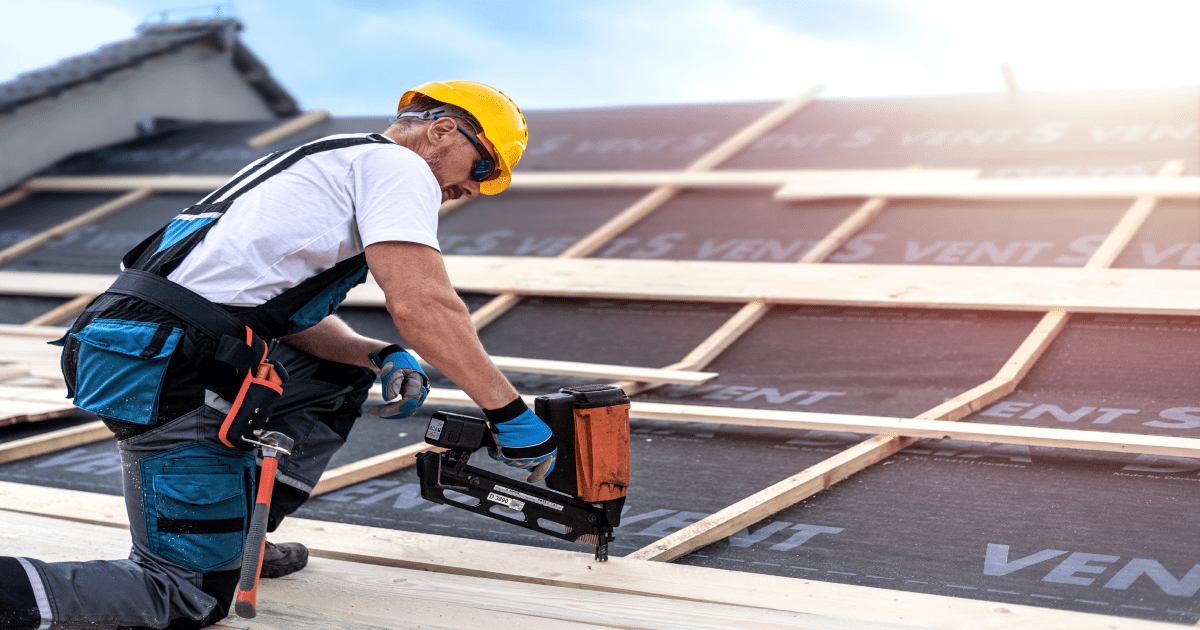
[{"left": 1, "top": 0, "right": 1198, "bottom": 115}]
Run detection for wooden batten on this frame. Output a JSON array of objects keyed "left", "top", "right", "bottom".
[
  {"left": 424, "top": 388, "right": 1200, "bottom": 459},
  {"left": 774, "top": 174, "right": 1200, "bottom": 200},
  {"left": 24, "top": 176, "right": 227, "bottom": 192},
  {"left": 9, "top": 261, "right": 1200, "bottom": 316},
  {"left": 428, "top": 259, "right": 1200, "bottom": 315},
  {"left": 245, "top": 109, "right": 331, "bottom": 149},
  {"left": 0, "top": 420, "right": 109, "bottom": 462},
  {"left": 24, "top": 293, "right": 96, "bottom": 326},
  {"left": 21, "top": 167, "right": 984, "bottom": 194},
  {"left": 405, "top": 349, "right": 718, "bottom": 386},
  {"left": 0, "top": 188, "right": 152, "bottom": 267},
  {"left": 0, "top": 187, "right": 32, "bottom": 210},
  {"left": 311, "top": 442, "right": 440, "bottom": 496},
  {"left": 0, "top": 483, "right": 1171, "bottom": 630},
  {"left": 1084, "top": 160, "right": 1184, "bottom": 270}
]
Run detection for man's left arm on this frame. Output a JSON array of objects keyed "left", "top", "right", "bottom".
[{"left": 279, "top": 314, "right": 389, "bottom": 368}]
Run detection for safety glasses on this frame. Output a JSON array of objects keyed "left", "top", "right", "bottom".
[
  {"left": 396, "top": 110, "right": 501, "bottom": 182},
  {"left": 427, "top": 113, "right": 497, "bottom": 182},
  {"left": 453, "top": 123, "right": 499, "bottom": 182}
]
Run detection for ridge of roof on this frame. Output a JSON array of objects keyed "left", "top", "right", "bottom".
[{"left": 0, "top": 18, "right": 299, "bottom": 116}]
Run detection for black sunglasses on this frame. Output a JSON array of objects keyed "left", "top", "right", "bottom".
[{"left": 431, "top": 114, "right": 498, "bottom": 182}]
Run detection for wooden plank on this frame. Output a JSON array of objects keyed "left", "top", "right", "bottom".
[
  {"left": 0, "top": 484, "right": 1171, "bottom": 630},
  {"left": 24, "top": 293, "right": 95, "bottom": 326},
  {"left": 468, "top": 292, "right": 521, "bottom": 329},
  {"left": 0, "top": 512, "right": 843, "bottom": 630},
  {"left": 0, "top": 187, "right": 32, "bottom": 210},
  {"left": 311, "top": 442, "right": 440, "bottom": 497},
  {"left": 1085, "top": 160, "right": 1184, "bottom": 270},
  {"left": 915, "top": 310, "right": 1070, "bottom": 422},
  {"left": 438, "top": 197, "right": 471, "bottom": 216},
  {"left": 774, "top": 175, "right": 1200, "bottom": 200},
  {"left": 23, "top": 167, "right": 982, "bottom": 193},
  {"left": 668, "top": 301, "right": 772, "bottom": 373},
  {"left": 0, "top": 272, "right": 114, "bottom": 297},
  {"left": 629, "top": 402, "right": 1200, "bottom": 457},
  {"left": 4, "top": 265, "right": 1198, "bottom": 317},
  {"left": 424, "top": 387, "right": 1200, "bottom": 458},
  {"left": 0, "top": 420, "right": 109, "bottom": 463},
  {"left": 0, "top": 188, "right": 152, "bottom": 267},
  {"left": 27, "top": 169, "right": 1200, "bottom": 199},
  {"left": 245, "top": 109, "right": 330, "bottom": 149},
  {"left": 0, "top": 323, "right": 67, "bottom": 338},
  {"left": 25, "top": 175, "right": 229, "bottom": 192},
  {"left": 0, "top": 363, "right": 29, "bottom": 382},
  {"left": 405, "top": 349, "right": 718, "bottom": 385},
  {"left": 0, "top": 400, "right": 79, "bottom": 427},
  {"left": 0, "top": 385, "right": 71, "bottom": 403},
  {"left": 379, "top": 258, "right": 1200, "bottom": 315}
]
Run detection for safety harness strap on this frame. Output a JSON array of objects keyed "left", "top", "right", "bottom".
[
  {"left": 101, "top": 269, "right": 263, "bottom": 372},
  {"left": 201, "top": 133, "right": 393, "bottom": 205}
]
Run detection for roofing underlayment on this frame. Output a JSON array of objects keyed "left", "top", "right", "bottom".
[{"left": 0, "top": 85, "right": 1198, "bottom": 628}]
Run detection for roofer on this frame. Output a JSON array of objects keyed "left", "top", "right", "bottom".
[{"left": 0, "top": 80, "right": 557, "bottom": 629}]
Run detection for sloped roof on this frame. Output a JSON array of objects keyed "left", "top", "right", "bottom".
[
  {"left": 0, "top": 88, "right": 1198, "bottom": 624},
  {"left": 0, "top": 18, "right": 299, "bottom": 116}
]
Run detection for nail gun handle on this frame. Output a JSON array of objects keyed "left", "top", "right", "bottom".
[{"left": 234, "top": 454, "right": 279, "bottom": 618}]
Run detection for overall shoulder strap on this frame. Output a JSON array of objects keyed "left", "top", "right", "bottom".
[{"left": 122, "top": 134, "right": 394, "bottom": 277}]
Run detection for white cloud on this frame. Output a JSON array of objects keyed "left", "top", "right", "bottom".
[
  {"left": 0, "top": 0, "right": 1196, "bottom": 113},
  {"left": 0, "top": 0, "right": 141, "bottom": 83},
  {"left": 903, "top": 0, "right": 1200, "bottom": 91},
  {"left": 408, "top": 0, "right": 1000, "bottom": 109}
]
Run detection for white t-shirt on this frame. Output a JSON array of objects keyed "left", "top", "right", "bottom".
[{"left": 168, "top": 134, "right": 441, "bottom": 306}]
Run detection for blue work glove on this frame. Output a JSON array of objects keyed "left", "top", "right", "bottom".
[
  {"left": 368, "top": 344, "right": 429, "bottom": 419},
  {"left": 483, "top": 399, "right": 557, "bottom": 483}
]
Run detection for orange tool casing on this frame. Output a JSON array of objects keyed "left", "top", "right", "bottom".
[
  {"left": 538, "top": 385, "right": 630, "bottom": 507},
  {"left": 571, "top": 403, "right": 631, "bottom": 502}
]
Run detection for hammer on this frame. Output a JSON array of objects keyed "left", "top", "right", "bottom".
[{"left": 234, "top": 430, "right": 294, "bottom": 619}]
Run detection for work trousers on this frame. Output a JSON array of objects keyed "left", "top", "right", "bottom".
[{"left": 0, "top": 343, "right": 375, "bottom": 630}]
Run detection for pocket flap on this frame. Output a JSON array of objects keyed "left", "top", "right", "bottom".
[
  {"left": 155, "top": 473, "right": 242, "bottom": 506},
  {"left": 72, "top": 319, "right": 181, "bottom": 360}
]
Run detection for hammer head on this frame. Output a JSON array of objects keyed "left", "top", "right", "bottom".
[{"left": 248, "top": 430, "right": 294, "bottom": 457}]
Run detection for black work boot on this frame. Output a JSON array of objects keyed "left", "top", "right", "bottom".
[{"left": 260, "top": 541, "right": 309, "bottom": 578}]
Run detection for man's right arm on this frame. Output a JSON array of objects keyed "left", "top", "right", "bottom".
[
  {"left": 363, "top": 240, "right": 517, "bottom": 410},
  {"left": 365, "top": 240, "right": 558, "bottom": 481}
]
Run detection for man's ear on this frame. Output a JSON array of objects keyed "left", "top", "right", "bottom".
[{"left": 426, "top": 118, "right": 458, "bottom": 146}]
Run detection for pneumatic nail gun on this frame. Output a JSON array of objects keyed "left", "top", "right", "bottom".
[{"left": 415, "top": 385, "right": 631, "bottom": 561}]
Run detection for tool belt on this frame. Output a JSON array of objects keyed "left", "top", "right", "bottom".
[{"left": 104, "top": 270, "right": 288, "bottom": 450}]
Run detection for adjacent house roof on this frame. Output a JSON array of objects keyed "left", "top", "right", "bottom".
[{"left": 0, "top": 18, "right": 298, "bottom": 116}]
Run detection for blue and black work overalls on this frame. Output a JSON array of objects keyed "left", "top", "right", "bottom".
[{"left": 0, "top": 135, "right": 396, "bottom": 630}]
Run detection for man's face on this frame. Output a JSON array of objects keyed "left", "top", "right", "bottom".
[{"left": 424, "top": 120, "right": 498, "bottom": 203}]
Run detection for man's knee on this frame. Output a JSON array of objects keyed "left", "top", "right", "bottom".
[
  {"left": 120, "top": 568, "right": 239, "bottom": 630},
  {"left": 0, "top": 557, "right": 40, "bottom": 630}
]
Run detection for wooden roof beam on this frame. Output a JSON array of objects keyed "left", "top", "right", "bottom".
[{"left": 2, "top": 261, "right": 1198, "bottom": 315}]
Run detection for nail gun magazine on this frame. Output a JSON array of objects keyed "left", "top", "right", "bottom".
[{"left": 416, "top": 385, "right": 631, "bottom": 561}]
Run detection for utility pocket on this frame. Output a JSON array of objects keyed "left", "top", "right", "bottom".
[
  {"left": 141, "top": 443, "right": 254, "bottom": 572},
  {"left": 70, "top": 318, "right": 182, "bottom": 424}
]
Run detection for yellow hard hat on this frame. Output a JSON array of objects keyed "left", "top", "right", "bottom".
[{"left": 398, "top": 80, "right": 528, "bottom": 195}]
